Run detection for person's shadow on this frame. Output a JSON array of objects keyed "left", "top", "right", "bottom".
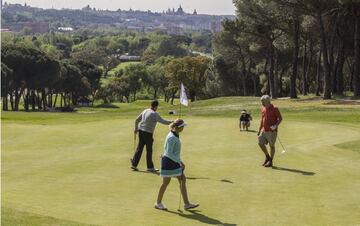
[
  {"left": 166, "top": 209, "right": 237, "bottom": 226},
  {"left": 244, "top": 129, "right": 257, "bottom": 133},
  {"left": 272, "top": 166, "right": 315, "bottom": 176},
  {"left": 132, "top": 169, "right": 160, "bottom": 175}
]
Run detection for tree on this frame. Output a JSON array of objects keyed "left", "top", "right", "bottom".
[
  {"left": 122, "top": 63, "right": 148, "bottom": 102},
  {"left": 1, "top": 63, "right": 13, "bottom": 111},
  {"left": 70, "top": 60, "right": 103, "bottom": 104},
  {"left": 1, "top": 43, "right": 60, "bottom": 111}
]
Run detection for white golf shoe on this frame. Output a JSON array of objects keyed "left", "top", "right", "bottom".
[
  {"left": 154, "top": 203, "right": 167, "bottom": 210},
  {"left": 184, "top": 203, "right": 199, "bottom": 210}
]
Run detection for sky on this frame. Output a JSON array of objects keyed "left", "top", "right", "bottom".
[{"left": 5, "top": 0, "right": 236, "bottom": 15}]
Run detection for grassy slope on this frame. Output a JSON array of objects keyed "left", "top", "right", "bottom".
[{"left": 2, "top": 96, "right": 360, "bottom": 225}]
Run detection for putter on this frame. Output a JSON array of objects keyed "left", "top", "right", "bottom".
[{"left": 278, "top": 135, "right": 286, "bottom": 154}]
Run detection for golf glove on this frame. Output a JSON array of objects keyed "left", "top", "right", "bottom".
[{"left": 270, "top": 125, "right": 277, "bottom": 130}]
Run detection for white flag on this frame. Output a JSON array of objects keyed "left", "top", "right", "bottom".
[{"left": 180, "top": 83, "right": 189, "bottom": 106}]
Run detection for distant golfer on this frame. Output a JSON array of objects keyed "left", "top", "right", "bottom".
[
  {"left": 239, "top": 110, "right": 252, "bottom": 131},
  {"left": 154, "top": 119, "right": 199, "bottom": 211},
  {"left": 257, "top": 95, "right": 282, "bottom": 167},
  {"left": 131, "top": 100, "right": 172, "bottom": 172}
]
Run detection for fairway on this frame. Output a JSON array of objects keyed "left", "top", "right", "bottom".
[{"left": 2, "top": 98, "right": 360, "bottom": 226}]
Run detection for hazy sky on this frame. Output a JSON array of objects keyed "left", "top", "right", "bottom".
[{"left": 5, "top": 0, "right": 236, "bottom": 15}]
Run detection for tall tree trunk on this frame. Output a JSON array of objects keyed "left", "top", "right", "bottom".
[
  {"left": 317, "top": 12, "right": 332, "bottom": 99},
  {"left": 264, "top": 57, "right": 269, "bottom": 94},
  {"left": 305, "top": 40, "right": 313, "bottom": 95},
  {"left": 10, "top": 93, "right": 14, "bottom": 111},
  {"left": 30, "top": 90, "right": 36, "bottom": 110},
  {"left": 24, "top": 89, "right": 30, "bottom": 112},
  {"left": 347, "top": 58, "right": 354, "bottom": 92},
  {"left": 41, "top": 89, "right": 47, "bottom": 111},
  {"left": 302, "top": 37, "right": 308, "bottom": 95},
  {"left": 279, "top": 68, "right": 285, "bottom": 97},
  {"left": 316, "top": 50, "right": 322, "bottom": 96},
  {"left": 53, "top": 94, "right": 58, "bottom": 108},
  {"left": 240, "top": 59, "right": 248, "bottom": 96},
  {"left": 291, "top": 15, "right": 300, "bottom": 98},
  {"left": 354, "top": 14, "right": 360, "bottom": 96},
  {"left": 330, "top": 15, "right": 340, "bottom": 94},
  {"left": 36, "top": 91, "right": 42, "bottom": 109},
  {"left": 335, "top": 39, "right": 345, "bottom": 95},
  {"left": 268, "top": 42, "right": 277, "bottom": 99},
  {"left": 170, "top": 92, "right": 175, "bottom": 105},
  {"left": 2, "top": 96, "right": 8, "bottom": 111},
  {"left": 274, "top": 50, "right": 279, "bottom": 98},
  {"left": 14, "top": 88, "right": 19, "bottom": 111},
  {"left": 14, "top": 88, "right": 23, "bottom": 111}
]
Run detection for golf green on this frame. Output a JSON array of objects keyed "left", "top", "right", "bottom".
[{"left": 2, "top": 98, "right": 360, "bottom": 226}]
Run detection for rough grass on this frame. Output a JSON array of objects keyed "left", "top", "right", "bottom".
[{"left": 2, "top": 96, "right": 360, "bottom": 226}]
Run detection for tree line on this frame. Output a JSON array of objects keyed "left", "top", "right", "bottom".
[
  {"left": 210, "top": 0, "right": 360, "bottom": 99},
  {"left": 1, "top": 30, "right": 212, "bottom": 111}
]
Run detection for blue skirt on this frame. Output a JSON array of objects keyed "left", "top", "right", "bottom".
[{"left": 160, "top": 156, "right": 182, "bottom": 177}]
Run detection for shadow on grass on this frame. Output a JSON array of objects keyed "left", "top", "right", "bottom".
[
  {"left": 132, "top": 169, "right": 160, "bottom": 175},
  {"left": 187, "top": 177, "right": 234, "bottom": 184},
  {"left": 272, "top": 166, "right": 315, "bottom": 176},
  {"left": 166, "top": 210, "right": 237, "bottom": 226},
  {"left": 220, "top": 179, "right": 234, "bottom": 184},
  {"left": 245, "top": 129, "right": 257, "bottom": 133},
  {"left": 94, "top": 103, "right": 119, "bottom": 108},
  {"left": 187, "top": 177, "right": 210, "bottom": 180}
]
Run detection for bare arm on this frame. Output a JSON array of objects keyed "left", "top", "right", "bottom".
[{"left": 258, "top": 115, "right": 263, "bottom": 136}]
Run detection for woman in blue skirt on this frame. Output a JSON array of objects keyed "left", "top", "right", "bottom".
[{"left": 155, "top": 119, "right": 199, "bottom": 210}]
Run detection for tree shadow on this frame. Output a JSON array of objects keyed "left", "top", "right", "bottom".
[
  {"left": 94, "top": 103, "right": 119, "bottom": 108},
  {"left": 272, "top": 166, "right": 315, "bottom": 176},
  {"left": 166, "top": 210, "right": 237, "bottom": 226}
]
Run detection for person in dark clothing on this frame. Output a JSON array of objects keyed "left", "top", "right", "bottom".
[
  {"left": 131, "top": 100, "right": 172, "bottom": 172},
  {"left": 239, "top": 110, "right": 252, "bottom": 131}
]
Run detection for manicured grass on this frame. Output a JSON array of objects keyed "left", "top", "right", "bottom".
[{"left": 2, "top": 97, "right": 360, "bottom": 225}]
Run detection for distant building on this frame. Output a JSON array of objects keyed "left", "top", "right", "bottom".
[
  {"left": 0, "top": 28, "right": 11, "bottom": 33},
  {"left": 176, "top": 5, "right": 185, "bottom": 15},
  {"left": 165, "top": 5, "right": 186, "bottom": 15},
  {"left": 193, "top": 9, "right": 197, "bottom": 15},
  {"left": 116, "top": 54, "right": 141, "bottom": 62},
  {"left": 58, "top": 27, "right": 74, "bottom": 32}
]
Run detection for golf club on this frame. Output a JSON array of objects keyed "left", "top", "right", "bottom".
[{"left": 278, "top": 135, "right": 286, "bottom": 154}]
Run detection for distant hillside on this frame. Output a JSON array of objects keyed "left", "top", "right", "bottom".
[{"left": 1, "top": 3, "right": 235, "bottom": 34}]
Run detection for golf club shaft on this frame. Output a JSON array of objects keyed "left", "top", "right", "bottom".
[{"left": 277, "top": 135, "right": 285, "bottom": 150}]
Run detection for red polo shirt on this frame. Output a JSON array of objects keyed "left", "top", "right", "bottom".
[{"left": 261, "top": 104, "right": 282, "bottom": 132}]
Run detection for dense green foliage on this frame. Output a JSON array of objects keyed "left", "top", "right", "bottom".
[{"left": 211, "top": 0, "right": 360, "bottom": 99}]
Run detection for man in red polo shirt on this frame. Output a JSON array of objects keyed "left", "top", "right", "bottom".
[{"left": 257, "top": 95, "right": 282, "bottom": 167}]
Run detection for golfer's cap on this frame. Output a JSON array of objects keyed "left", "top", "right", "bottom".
[
  {"left": 241, "top": 110, "right": 246, "bottom": 114},
  {"left": 174, "top": 119, "right": 187, "bottom": 128}
]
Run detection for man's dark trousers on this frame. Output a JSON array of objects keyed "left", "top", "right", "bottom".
[{"left": 131, "top": 130, "right": 154, "bottom": 169}]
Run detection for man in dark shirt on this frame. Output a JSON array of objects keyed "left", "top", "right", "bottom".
[{"left": 239, "top": 110, "right": 252, "bottom": 131}]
